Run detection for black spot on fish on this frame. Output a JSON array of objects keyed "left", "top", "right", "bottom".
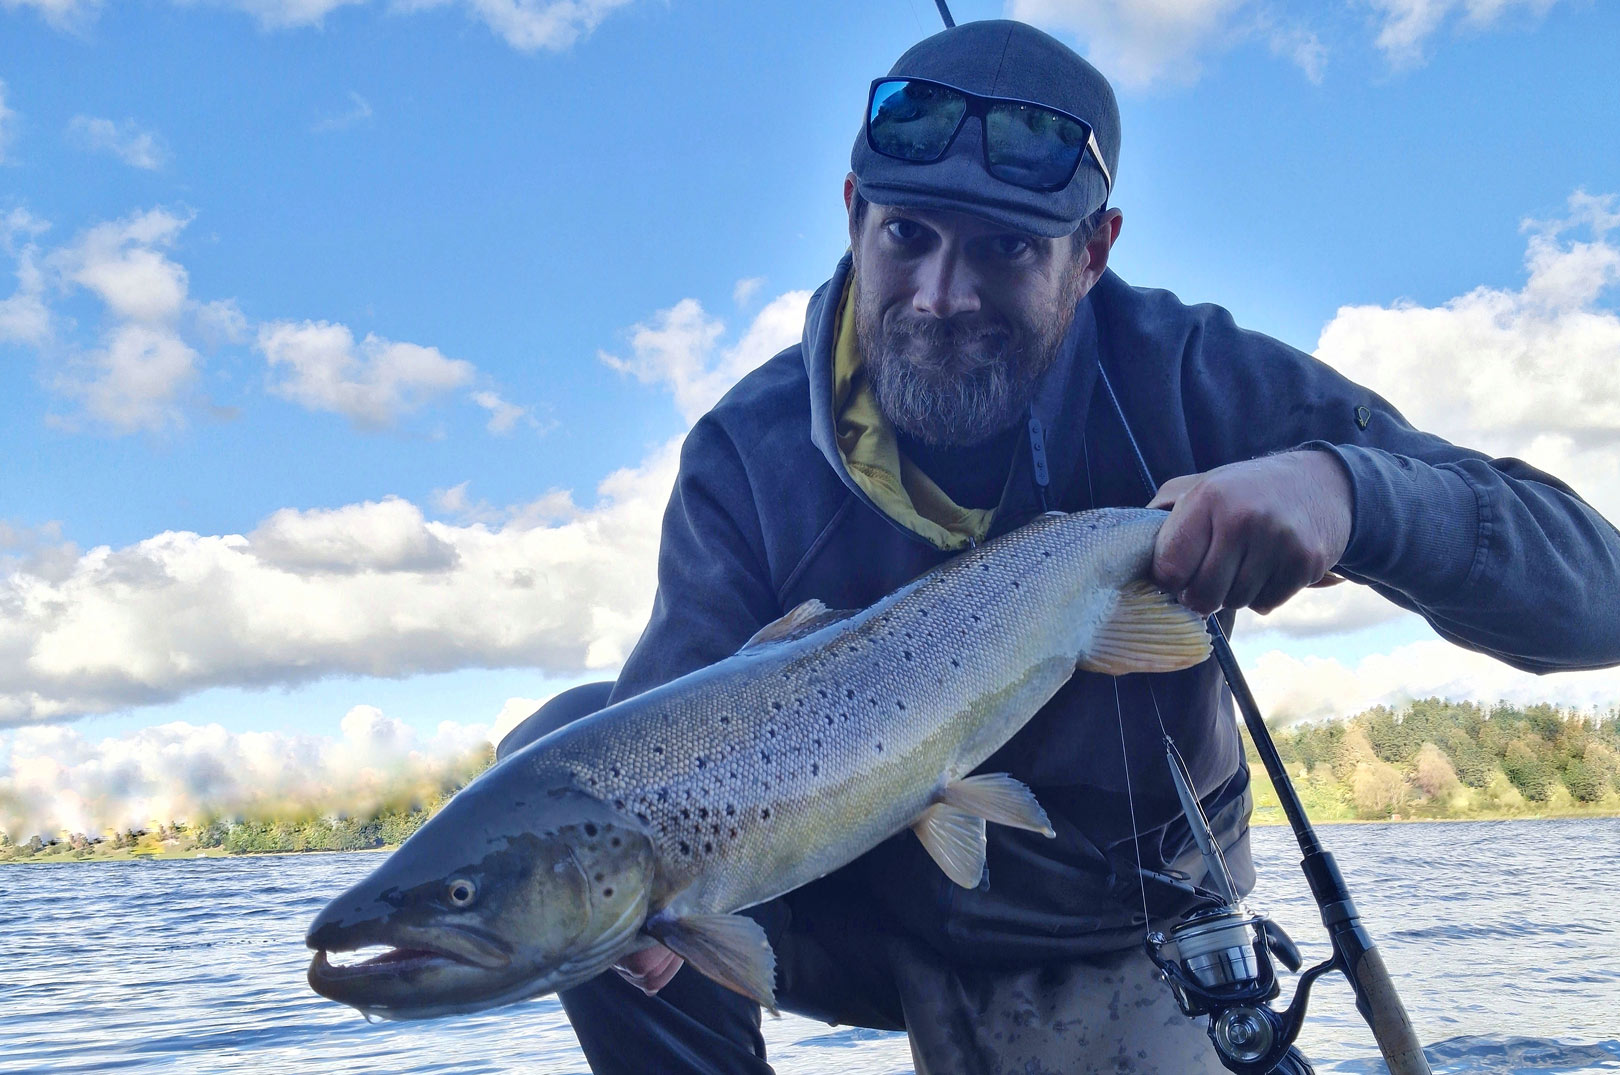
[
  {"left": 635, "top": 812, "right": 650, "bottom": 825},
  {"left": 903, "top": 649, "right": 912, "bottom": 660},
  {"left": 875, "top": 742, "right": 883, "bottom": 753},
  {"left": 613, "top": 799, "right": 625, "bottom": 810},
  {"left": 657, "top": 789, "right": 669, "bottom": 803},
  {"left": 817, "top": 688, "right": 828, "bottom": 698},
  {"left": 712, "top": 823, "right": 721, "bottom": 835},
  {"left": 761, "top": 808, "right": 771, "bottom": 820},
  {"left": 896, "top": 700, "right": 906, "bottom": 710},
  {"left": 680, "top": 808, "right": 690, "bottom": 820},
  {"left": 719, "top": 715, "right": 730, "bottom": 725},
  {"left": 951, "top": 658, "right": 961, "bottom": 668},
  {"left": 1012, "top": 581, "right": 1020, "bottom": 589},
  {"left": 825, "top": 714, "right": 834, "bottom": 726},
  {"left": 1042, "top": 551, "right": 1051, "bottom": 558},
  {"left": 653, "top": 745, "right": 663, "bottom": 755},
  {"left": 610, "top": 766, "right": 621, "bottom": 778},
  {"left": 846, "top": 688, "right": 855, "bottom": 700},
  {"left": 771, "top": 701, "right": 782, "bottom": 711},
  {"left": 811, "top": 762, "right": 820, "bottom": 776},
  {"left": 611, "top": 837, "right": 621, "bottom": 848},
  {"left": 730, "top": 827, "right": 739, "bottom": 838},
  {"left": 971, "top": 614, "right": 981, "bottom": 623},
  {"left": 698, "top": 807, "right": 708, "bottom": 819},
  {"left": 704, "top": 841, "right": 713, "bottom": 854},
  {"left": 584, "top": 823, "right": 598, "bottom": 837},
  {"left": 768, "top": 727, "right": 777, "bottom": 738},
  {"left": 594, "top": 872, "right": 604, "bottom": 882},
  {"left": 725, "top": 804, "right": 735, "bottom": 816},
  {"left": 603, "top": 888, "right": 614, "bottom": 898},
  {"left": 679, "top": 841, "right": 691, "bottom": 855},
  {"left": 761, "top": 751, "right": 771, "bottom": 763}
]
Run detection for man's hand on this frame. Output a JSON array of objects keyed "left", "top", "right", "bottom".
[
  {"left": 1147, "top": 451, "right": 1352, "bottom": 616},
  {"left": 613, "top": 943, "right": 685, "bottom": 996}
]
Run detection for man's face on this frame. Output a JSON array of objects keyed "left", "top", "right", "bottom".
[{"left": 846, "top": 186, "right": 1109, "bottom": 448}]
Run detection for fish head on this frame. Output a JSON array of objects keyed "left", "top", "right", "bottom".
[{"left": 306, "top": 777, "right": 655, "bottom": 1020}]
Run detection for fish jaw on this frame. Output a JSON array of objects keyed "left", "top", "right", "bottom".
[{"left": 304, "top": 777, "right": 658, "bottom": 1020}]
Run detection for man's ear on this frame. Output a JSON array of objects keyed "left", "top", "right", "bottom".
[
  {"left": 844, "top": 173, "right": 859, "bottom": 249},
  {"left": 1077, "top": 208, "right": 1124, "bottom": 293}
]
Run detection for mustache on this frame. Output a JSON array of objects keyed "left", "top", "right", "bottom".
[{"left": 881, "top": 315, "right": 1011, "bottom": 365}]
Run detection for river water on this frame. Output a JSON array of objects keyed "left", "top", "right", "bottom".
[{"left": 3, "top": 819, "right": 1616, "bottom": 1074}]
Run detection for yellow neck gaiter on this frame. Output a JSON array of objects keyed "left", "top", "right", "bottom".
[{"left": 832, "top": 274, "right": 997, "bottom": 552}]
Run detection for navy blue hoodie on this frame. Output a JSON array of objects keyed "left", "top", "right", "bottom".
[{"left": 608, "top": 255, "right": 1620, "bottom": 963}]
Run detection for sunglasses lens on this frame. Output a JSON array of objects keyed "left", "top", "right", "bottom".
[
  {"left": 985, "top": 102, "right": 1088, "bottom": 191},
  {"left": 868, "top": 79, "right": 967, "bottom": 161}
]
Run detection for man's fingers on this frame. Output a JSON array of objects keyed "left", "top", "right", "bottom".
[
  {"left": 613, "top": 945, "right": 685, "bottom": 996},
  {"left": 1147, "top": 473, "right": 1201, "bottom": 511},
  {"left": 1309, "top": 571, "right": 1346, "bottom": 589},
  {"left": 1152, "top": 496, "right": 1213, "bottom": 597}
]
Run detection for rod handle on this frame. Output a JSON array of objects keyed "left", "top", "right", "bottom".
[{"left": 1345, "top": 943, "right": 1432, "bottom": 1075}]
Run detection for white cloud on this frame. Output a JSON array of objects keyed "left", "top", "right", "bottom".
[
  {"left": 0, "top": 441, "right": 678, "bottom": 723},
  {"left": 0, "top": 77, "right": 15, "bottom": 165},
  {"left": 0, "top": 0, "right": 99, "bottom": 26},
  {"left": 1008, "top": 0, "right": 1262, "bottom": 88},
  {"left": 0, "top": 701, "right": 516, "bottom": 841},
  {"left": 258, "top": 319, "right": 476, "bottom": 428},
  {"left": 312, "top": 90, "right": 373, "bottom": 133},
  {"left": 398, "top": 0, "right": 638, "bottom": 51},
  {"left": 39, "top": 209, "right": 204, "bottom": 433},
  {"left": 1250, "top": 638, "right": 1620, "bottom": 728},
  {"left": 249, "top": 497, "right": 460, "bottom": 574},
  {"left": 1368, "top": 0, "right": 1566, "bottom": 66},
  {"left": 732, "top": 276, "right": 764, "bottom": 307},
  {"left": 67, "top": 115, "right": 169, "bottom": 170},
  {"left": 21, "top": 0, "right": 637, "bottom": 50},
  {"left": 470, "top": 388, "right": 531, "bottom": 434},
  {"left": 3, "top": 286, "right": 809, "bottom": 724},
  {"left": 1231, "top": 191, "right": 1620, "bottom": 640},
  {"left": 600, "top": 289, "right": 810, "bottom": 424},
  {"left": 1315, "top": 190, "right": 1620, "bottom": 521},
  {"left": 0, "top": 209, "right": 51, "bottom": 346}
]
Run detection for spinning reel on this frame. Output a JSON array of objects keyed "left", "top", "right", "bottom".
[{"left": 1144, "top": 741, "right": 1335, "bottom": 1075}]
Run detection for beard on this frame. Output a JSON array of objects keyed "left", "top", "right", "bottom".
[{"left": 853, "top": 268, "right": 1084, "bottom": 449}]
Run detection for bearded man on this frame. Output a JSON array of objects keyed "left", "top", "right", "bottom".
[{"left": 518, "top": 19, "right": 1620, "bottom": 1075}]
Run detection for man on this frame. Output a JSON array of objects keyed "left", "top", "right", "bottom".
[{"left": 538, "top": 19, "right": 1620, "bottom": 1074}]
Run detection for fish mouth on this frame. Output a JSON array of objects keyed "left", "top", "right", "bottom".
[{"left": 306, "top": 921, "right": 519, "bottom": 1013}]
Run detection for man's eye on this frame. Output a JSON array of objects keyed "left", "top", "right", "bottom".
[
  {"left": 990, "top": 236, "right": 1031, "bottom": 258},
  {"left": 884, "top": 219, "right": 922, "bottom": 243}
]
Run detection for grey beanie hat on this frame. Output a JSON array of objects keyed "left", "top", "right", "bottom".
[{"left": 851, "top": 20, "right": 1120, "bottom": 238}]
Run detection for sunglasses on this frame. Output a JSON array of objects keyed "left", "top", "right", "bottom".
[{"left": 866, "top": 77, "right": 1113, "bottom": 196}]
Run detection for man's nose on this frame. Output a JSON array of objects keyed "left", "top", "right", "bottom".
[{"left": 912, "top": 251, "right": 981, "bottom": 320}]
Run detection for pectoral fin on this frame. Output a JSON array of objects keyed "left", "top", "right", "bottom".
[
  {"left": 939, "top": 773, "right": 1055, "bottom": 837},
  {"left": 740, "top": 600, "right": 858, "bottom": 652},
  {"left": 911, "top": 802, "right": 987, "bottom": 889},
  {"left": 645, "top": 912, "right": 779, "bottom": 1013},
  {"left": 1078, "top": 580, "right": 1212, "bottom": 676}
]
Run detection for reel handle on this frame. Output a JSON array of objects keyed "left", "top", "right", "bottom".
[{"left": 1344, "top": 944, "right": 1430, "bottom": 1075}]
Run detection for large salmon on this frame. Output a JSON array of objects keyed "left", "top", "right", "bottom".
[{"left": 305, "top": 507, "right": 1210, "bottom": 1019}]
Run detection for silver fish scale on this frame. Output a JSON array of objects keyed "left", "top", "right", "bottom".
[{"left": 528, "top": 508, "right": 1168, "bottom": 920}]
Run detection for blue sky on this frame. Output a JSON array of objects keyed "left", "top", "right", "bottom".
[{"left": 2, "top": 0, "right": 1619, "bottom": 835}]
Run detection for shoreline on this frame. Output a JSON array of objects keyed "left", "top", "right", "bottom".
[{"left": 5, "top": 811, "right": 1618, "bottom": 865}]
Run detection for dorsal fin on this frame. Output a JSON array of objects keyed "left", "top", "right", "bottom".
[{"left": 739, "top": 600, "right": 857, "bottom": 652}]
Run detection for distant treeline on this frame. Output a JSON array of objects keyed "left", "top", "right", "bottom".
[
  {"left": 1249, "top": 699, "right": 1620, "bottom": 822},
  {"left": 6, "top": 701, "right": 1619, "bottom": 862},
  {"left": 0, "top": 746, "right": 493, "bottom": 863}
]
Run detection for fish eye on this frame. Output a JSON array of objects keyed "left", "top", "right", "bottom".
[{"left": 446, "top": 878, "right": 477, "bottom": 908}]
